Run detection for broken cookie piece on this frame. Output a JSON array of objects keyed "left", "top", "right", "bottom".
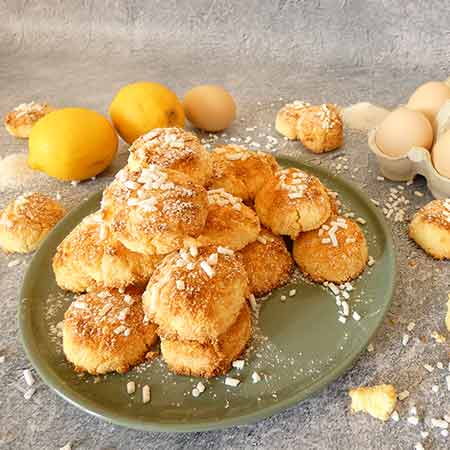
[{"left": 349, "top": 384, "right": 397, "bottom": 421}]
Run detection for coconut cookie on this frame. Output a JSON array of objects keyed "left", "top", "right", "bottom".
[
  {"left": 53, "top": 212, "right": 163, "bottom": 293},
  {"left": 101, "top": 165, "right": 208, "bottom": 255},
  {"left": 207, "top": 145, "right": 279, "bottom": 203},
  {"left": 127, "top": 127, "right": 212, "bottom": 186},
  {"left": 63, "top": 288, "right": 158, "bottom": 375},
  {"left": 195, "top": 189, "right": 260, "bottom": 250},
  {"left": 160, "top": 303, "right": 251, "bottom": 378},
  {"left": 293, "top": 216, "right": 368, "bottom": 283},
  {"left": 0, "top": 192, "right": 65, "bottom": 253},
  {"left": 409, "top": 199, "right": 450, "bottom": 259},
  {"left": 143, "top": 245, "right": 248, "bottom": 344},
  {"left": 4, "top": 102, "right": 54, "bottom": 138},
  {"left": 296, "top": 104, "right": 343, "bottom": 153},
  {"left": 255, "top": 168, "right": 331, "bottom": 238},
  {"left": 238, "top": 228, "right": 293, "bottom": 297},
  {"left": 275, "top": 100, "right": 311, "bottom": 140}
]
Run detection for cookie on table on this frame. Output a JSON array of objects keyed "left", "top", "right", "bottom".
[
  {"left": 349, "top": 384, "right": 397, "bottom": 421},
  {"left": 409, "top": 198, "right": 450, "bottom": 259},
  {"left": 296, "top": 104, "right": 343, "bottom": 153},
  {"left": 275, "top": 100, "right": 311, "bottom": 140},
  {"left": 4, "top": 101, "right": 54, "bottom": 138},
  {"left": 0, "top": 192, "right": 65, "bottom": 253}
]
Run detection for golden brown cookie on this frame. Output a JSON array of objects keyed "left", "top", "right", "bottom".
[
  {"left": 53, "top": 212, "right": 163, "bottom": 292},
  {"left": 207, "top": 145, "right": 278, "bottom": 202},
  {"left": 293, "top": 216, "right": 368, "bottom": 283},
  {"left": 195, "top": 189, "right": 260, "bottom": 250},
  {"left": 63, "top": 287, "right": 158, "bottom": 375},
  {"left": 255, "top": 168, "right": 331, "bottom": 238},
  {"left": 296, "top": 104, "right": 343, "bottom": 153},
  {"left": 0, "top": 192, "right": 65, "bottom": 253},
  {"left": 349, "top": 384, "right": 397, "bottom": 422},
  {"left": 127, "top": 127, "right": 212, "bottom": 186},
  {"left": 409, "top": 199, "right": 450, "bottom": 259},
  {"left": 238, "top": 228, "right": 293, "bottom": 297},
  {"left": 160, "top": 303, "right": 251, "bottom": 378},
  {"left": 101, "top": 165, "right": 208, "bottom": 255},
  {"left": 275, "top": 101, "right": 311, "bottom": 139},
  {"left": 143, "top": 245, "right": 248, "bottom": 344},
  {"left": 4, "top": 102, "right": 54, "bottom": 138}
]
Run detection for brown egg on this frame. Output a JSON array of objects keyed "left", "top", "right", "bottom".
[
  {"left": 432, "top": 129, "right": 450, "bottom": 178},
  {"left": 407, "top": 81, "right": 450, "bottom": 127},
  {"left": 375, "top": 107, "right": 433, "bottom": 158},
  {"left": 183, "top": 85, "right": 236, "bottom": 132}
]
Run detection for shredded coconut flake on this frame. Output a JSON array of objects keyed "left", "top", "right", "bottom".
[
  {"left": 200, "top": 261, "right": 215, "bottom": 278},
  {"left": 232, "top": 360, "right": 245, "bottom": 370},
  {"left": 127, "top": 381, "right": 136, "bottom": 394},
  {"left": 142, "top": 385, "right": 151, "bottom": 403},
  {"left": 23, "top": 369, "right": 35, "bottom": 386},
  {"left": 224, "top": 377, "right": 240, "bottom": 387},
  {"left": 252, "top": 372, "right": 261, "bottom": 383},
  {"left": 217, "top": 246, "right": 234, "bottom": 255}
]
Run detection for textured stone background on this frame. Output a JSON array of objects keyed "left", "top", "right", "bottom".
[{"left": 0, "top": 1, "right": 449, "bottom": 449}]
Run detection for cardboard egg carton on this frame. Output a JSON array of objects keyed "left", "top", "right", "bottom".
[{"left": 368, "top": 100, "right": 450, "bottom": 199}]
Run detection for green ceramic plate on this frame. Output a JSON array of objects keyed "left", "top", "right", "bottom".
[{"left": 19, "top": 156, "right": 395, "bottom": 432}]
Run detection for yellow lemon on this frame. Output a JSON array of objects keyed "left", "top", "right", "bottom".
[
  {"left": 28, "top": 108, "right": 118, "bottom": 181},
  {"left": 109, "top": 81, "right": 185, "bottom": 144}
]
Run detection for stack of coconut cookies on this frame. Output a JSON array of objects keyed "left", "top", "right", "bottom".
[{"left": 53, "top": 127, "right": 369, "bottom": 378}]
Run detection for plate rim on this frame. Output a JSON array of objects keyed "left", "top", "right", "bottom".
[{"left": 18, "top": 155, "right": 396, "bottom": 433}]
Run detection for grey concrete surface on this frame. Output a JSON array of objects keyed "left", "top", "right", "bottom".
[{"left": 0, "top": 1, "right": 449, "bottom": 449}]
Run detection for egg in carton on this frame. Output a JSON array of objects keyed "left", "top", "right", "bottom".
[{"left": 368, "top": 99, "right": 450, "bottom": 199}]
